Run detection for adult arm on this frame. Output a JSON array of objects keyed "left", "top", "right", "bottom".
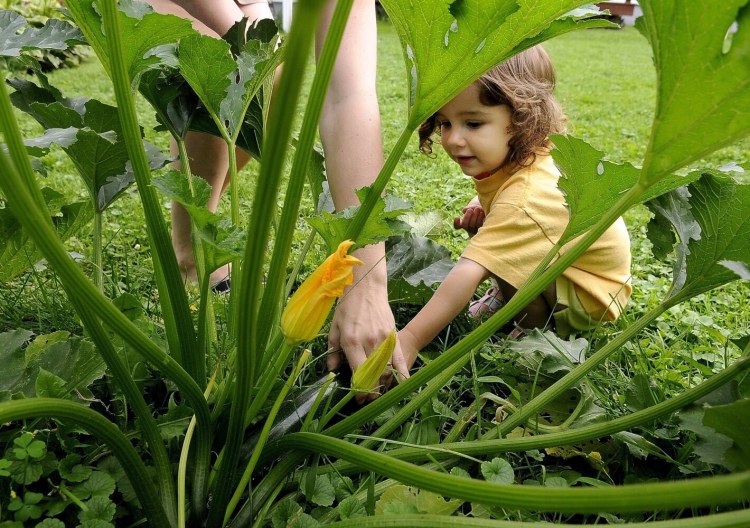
[
  {"left": 398, "top": 258, "right": 489, "bottom": 368},
  {"left": 316, "top": 0, "right": 407, "bottom": 389}
]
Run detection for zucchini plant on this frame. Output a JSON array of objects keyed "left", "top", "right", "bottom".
[{"left": 0, "top": 0, "right": 749, "bottom": 527}]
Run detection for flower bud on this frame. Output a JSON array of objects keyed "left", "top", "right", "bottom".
[{"left": 352, "top": 330, "right": 396, "bottom": 393}]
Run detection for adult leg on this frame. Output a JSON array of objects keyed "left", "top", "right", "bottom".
[{"left": 144, "top": 0, "right": 267, "bottom": 283}]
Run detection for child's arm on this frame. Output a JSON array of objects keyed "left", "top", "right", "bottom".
[{"left": 398, "top": 258, "right": 489, "bottom": 368}]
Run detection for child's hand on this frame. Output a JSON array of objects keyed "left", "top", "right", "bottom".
[
  {"left": 396, "top": 329, "right": 419, "bottom": 372},
  {"left": 453, "top": 196, "right": 485, "bottom": 235}
]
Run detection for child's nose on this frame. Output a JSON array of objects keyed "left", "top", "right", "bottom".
[{"left": 444, "top": 130, "right": 465, "bottom": 148}]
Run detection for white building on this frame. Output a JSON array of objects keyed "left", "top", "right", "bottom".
[{"left": 596, "top": 1, "right": 643, "bottom": 26}]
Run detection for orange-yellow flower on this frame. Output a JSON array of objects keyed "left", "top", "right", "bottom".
[{"left": 280, "top": 240, "right": 362, "bottom": 344}]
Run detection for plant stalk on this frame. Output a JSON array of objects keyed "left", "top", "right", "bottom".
[
  {"left": 255, "top": 0, "right": 355, "bottom": 354},
  {"left": 327, "top": 509, "right": 750, "bottom": 528},
  {"left": 98, "top": 0, "right": 199, "bottom": 377},
  {"left": 259, "top": 432, "right": 750, "bottom": 513},
  {"left": 224, "top": 350, "right": 311, "bottom": 524},
  {"left": 92, "top": 210, "right": 104, "bottom": 293},
  {"left": 210, "top": 0, "right": 329, "bottom": 523}
]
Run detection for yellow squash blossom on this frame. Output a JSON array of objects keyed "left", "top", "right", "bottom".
[
  {"left": 280, "top": 240, "right": 362, "bottom": 344},
  {"left": 352, "top": 330, "right": 396, "bottom": 393}
]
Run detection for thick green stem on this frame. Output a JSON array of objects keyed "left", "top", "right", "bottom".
[
  {"left": 255, "top": 0, "right": 355, "bottom": 354},
  {"left": 255, "top": 432, "right": 750, "bottom": 513},
  {"left": 228, "top": 143, "right": 240, "bottom": 334},
  {"left": 0, "top": 71, "right": 47, "bottom": 211},
  {"left": 224, "top": 351, "right": 311, "bottom": 524},
  {"left": 179, "top": 364, "right": 219, "bottom": 528},
  {"left": 96, "top": 4, "right": 212, "bottom": 517},
  {"left": 0, "top": 399, "right": 170, "bottom": 527},
  {"left": 175, "top": 137, "right": 217, "bottom": 361},
  {"left": 210, "top": 1, "right": 329, "bottom": 523},
  {"left": 327, "top": 510, "right": 750, "bottom": 528},
  {"left": 196, "top": 266, "right": 212, "bottom": 373},
  {"left": 98, "top": 0, "right": 198, "bottom": 375},
  {"left": 93, "top": 210, "right": 104, "bottom": 293}
]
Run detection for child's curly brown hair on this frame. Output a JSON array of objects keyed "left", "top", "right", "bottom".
[{"left": 418, "top": 45, "right": 566, "bottom": 170}]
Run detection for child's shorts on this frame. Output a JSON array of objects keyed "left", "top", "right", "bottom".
[{"left": 553, "top": 277, "right": 598, "bottom": 336}]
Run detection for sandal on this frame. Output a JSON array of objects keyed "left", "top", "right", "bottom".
[
  {"left": 210, "top": 276, "right": 231, "bottom": 294},
  {"left": 468, "top": 287, "right": 505, "bottom": 318}
]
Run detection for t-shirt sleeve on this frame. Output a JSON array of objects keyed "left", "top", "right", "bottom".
[{"left": 461, "top": 202, "right": 556, "bottom": 290}]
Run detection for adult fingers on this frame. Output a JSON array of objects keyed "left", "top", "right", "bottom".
[
  {"left": 326, "top": 348, "right": 343, "bottom": 371},
  {"left": 327, "top": 326, "right": 342, "bottom": 371}
]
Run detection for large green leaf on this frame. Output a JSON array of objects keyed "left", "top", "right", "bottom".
[
  {"left": 0, "top": 10, "right": 84, "bottom": 58},
  {"left": 177, "top": 34, "right": 238, "bottom": 139},
  {"left": 637, "top": 1, "right": 750, "bottom": 182},
  {"left": 138, "top": 68, "right": 198, "bottom": 140},
  {"left": 551, "top": 135, "right": 700, "bottom": 245},
  {"left": 508, "top": 329, "right": 588, "bottom": 376},
  {"left": 308, "top": 188, "right": 411, "bottom": 253},
  {"left": 646, "top": 168, "right": 750, "bottom": 301},
  {"left": 10, "top": 79, "right": 169, "bottom": 212},
  {"left": 25, "top": 124, "right": 168, "bottom": 213},
  {"left": 0, "top": 190, "right": 92, "bottom": 282},
  {"left": 0, "top": 331, "right": 105, "bottom": 402},
  {"left": 386, "top": 234, "right": 453, "bottom": 304},
  {"left": 177, "top": 20, "right": 281, "bottom": 140},
  {"left": 64, "top": 0, "right": 195, "bottom": 85},
  {"left": 379, "top": 0, "right": 595, "bottom": 126},
  {"left": 703, "top": 399, "right": 750, "bottom": 471}
]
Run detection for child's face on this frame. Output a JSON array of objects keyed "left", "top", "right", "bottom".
[{"left": 436, "top": 83, "right": 512, "bottom": 178}]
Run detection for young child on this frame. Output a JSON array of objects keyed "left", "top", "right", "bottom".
[{"left": 397, "top": 45, "right": 632, "bottom": 370}]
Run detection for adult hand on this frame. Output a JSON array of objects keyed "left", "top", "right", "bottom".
[{"left": 327, "top": 245, "right": 409, "bottom": 402}]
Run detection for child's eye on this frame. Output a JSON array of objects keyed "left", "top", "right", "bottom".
[
  {"left": 438, "top": 120, "right": 451, "bottom": 129},
  {"left": 466, "top": 121, "right": 483, "bottom": 129}
]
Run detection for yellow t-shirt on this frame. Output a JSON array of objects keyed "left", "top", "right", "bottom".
[{"left": 461, "top": 155, "right": 632, "bottom": 322}]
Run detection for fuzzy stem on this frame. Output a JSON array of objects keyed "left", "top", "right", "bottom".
[
  {"left": 210, "top": 2, "right": 329, "bottom": 522},
  {"left": 93, "top": 210, "right": 104, "bottom": 293},
  {"left": 224, "top": 350, "right": 311, "bottom": 524}
]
